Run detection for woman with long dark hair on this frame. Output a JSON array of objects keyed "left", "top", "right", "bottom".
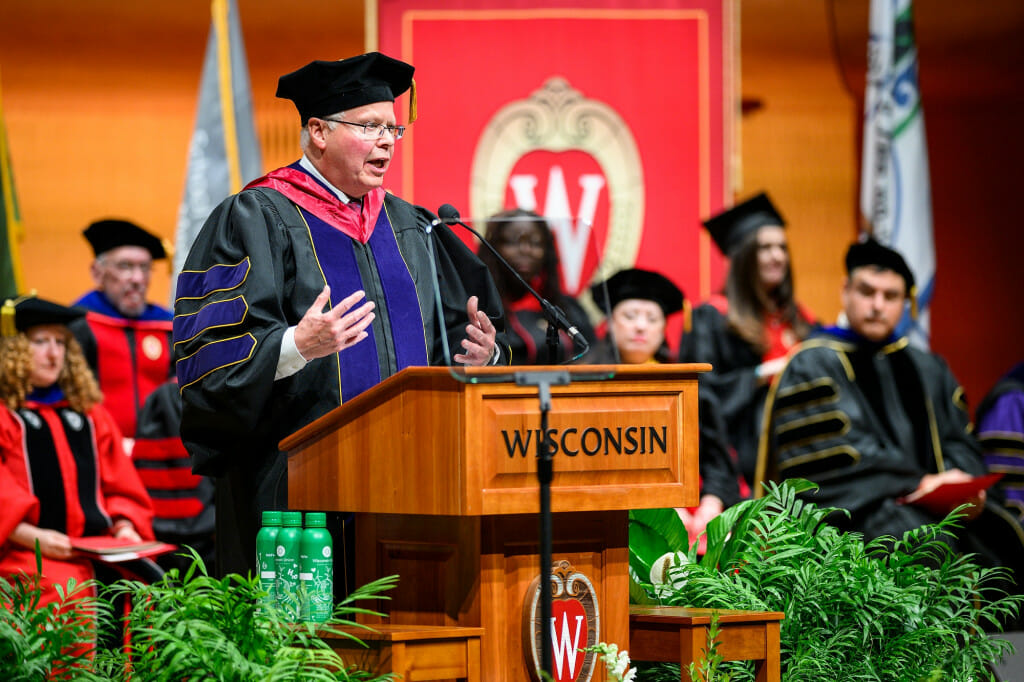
[
  {"left": 480, "top": 208, "right": 594, "bottom": 364},
  {"left": 679, "top": 193, "right": 815, "bottom": 489}
]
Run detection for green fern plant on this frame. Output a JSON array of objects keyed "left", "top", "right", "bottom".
[
  {"left": 0, "top": 545, "right": 111, "bottom": 681},
  {"left": 630, "top": 480, "right": 1024, "bottom": 682},
  {"left": 89, "top": 549, "right": 399, "bottom": 681},
  {"left": 688, "top": 611, "right": 731, "bottom": 682}
]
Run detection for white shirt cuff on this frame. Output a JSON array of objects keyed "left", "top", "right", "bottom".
[{"left": 276, "top": 326, "right": 309, "bottom": 380}]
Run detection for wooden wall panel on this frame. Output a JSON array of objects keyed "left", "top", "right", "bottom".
[{"left": 0, "top": 0, "right": 364, "bottom": 306}]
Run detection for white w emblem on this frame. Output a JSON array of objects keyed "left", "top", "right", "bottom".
[
  {"left": 550, "top": 612, "right": 585, "bottom": 680},
  {"left": 509, "top": 166, "right": 605, "bottom": 294}
]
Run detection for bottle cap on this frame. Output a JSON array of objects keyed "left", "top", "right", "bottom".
[
  {"left": 305, "top": 512, "right": 327, "bottom": 528},
  {"left": 262, "top": 510, "right": 282, "bottom": 526},
  {"left": 282, "top": 511, "right": 303, "bottom": 527}
]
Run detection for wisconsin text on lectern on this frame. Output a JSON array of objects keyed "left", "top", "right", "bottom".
[{"left": 501, "top": 426, "right": 669, "bottom": 458}]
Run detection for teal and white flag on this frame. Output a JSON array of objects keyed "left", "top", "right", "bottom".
[
  {"left": 173, "top": 0, "right": 262, "bottom": 300},
  {"left": 860, "top": 0, "right": 934, "bottom": 348}
]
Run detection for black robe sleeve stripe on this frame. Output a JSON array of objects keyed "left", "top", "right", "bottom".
[
  {"left": 174, "top": 257, "right": 251, "bottom": 302},
  {"left": 772, "top": 378, "right": 839, "bottom": 416},
  {"left": 177, "top": 333, "right": 257, "bottom": 389},
  {"left": 775, "top": 411, "right": 850, "bottom": 451},
  {"left": 173, "top": 295, "right": 248, "bottom": 346},
  {"left": 778, "top": 445, "right": 860, "bottom": 478}
]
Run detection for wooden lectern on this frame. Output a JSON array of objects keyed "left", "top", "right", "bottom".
[{"left": 284, "top": 364, "right": 706, "bottom": 681}]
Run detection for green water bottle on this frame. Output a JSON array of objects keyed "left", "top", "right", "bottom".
[
  {"left": 256, "top": 510, "right": 282, "bottom": 613},
  {"left": 275, "top": 511, "right": 303, "bottom": 620},
  {"left": 300, "top": 512, "right": 334, "bottom": 623}
]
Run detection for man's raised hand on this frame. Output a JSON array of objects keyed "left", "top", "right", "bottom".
[
  {"left": 294, "top": 285, "right": 376, "bottom": 360},
  {"left": 453, "top": 295, "right": 497, "bottom": 366}
]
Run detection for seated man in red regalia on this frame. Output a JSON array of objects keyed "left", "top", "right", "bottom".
[{"left": 69, "top": 219, "right": 174, "bottom": 441}]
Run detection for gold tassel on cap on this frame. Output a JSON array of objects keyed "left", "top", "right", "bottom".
[
  {"left": 1, "top": 299, "right": 16, "bottom": 338},
  {"left": 909, "top": 285, "right": 919, "bottom": 320},
  {"left": 683, "top": 299, "right": 692, "bottom": 335},
  {"left": 407, "top": 78, "right": 417, "bottom": 124},
  {"left": 1, "top": 292, "right": 35, "bottom": 338}
]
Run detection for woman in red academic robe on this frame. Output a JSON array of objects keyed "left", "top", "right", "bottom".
[{"left": 0, "top": 295, "right": 155, "bottom": 612}]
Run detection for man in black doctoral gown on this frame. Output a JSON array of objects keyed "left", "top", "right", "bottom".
[
  {"left": 758, "top": 239, "right": 1024, "bottom": 575},
  {"left": 174, "top": 52, "right": 507, "bottom": 577}
]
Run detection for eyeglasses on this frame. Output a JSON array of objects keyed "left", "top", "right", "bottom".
[
  {"left": 104, "top": 260, "right": 153, "bottom": 275},
  {"left": 322, "top": 118, "right": 405, "bottom": 140}
]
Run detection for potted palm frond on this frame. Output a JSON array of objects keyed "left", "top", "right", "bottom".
[
  {"left": 629, "top": 480, "right": 1024, "bottom": 682},
  {"left": 86, "top": 551, "right": 399, "bottom": 681}
]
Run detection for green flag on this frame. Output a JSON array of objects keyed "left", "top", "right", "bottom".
[{"left": 0, "top": 74, "right": 25, "bottom": 300}]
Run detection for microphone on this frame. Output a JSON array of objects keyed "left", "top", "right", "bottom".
[{"left": 437, "top": 204, "right": 590, "bottom": 356}]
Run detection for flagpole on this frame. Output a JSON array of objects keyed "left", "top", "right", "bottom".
[{"left": 172, "top": 0, "right": 262, "bottom": 304}]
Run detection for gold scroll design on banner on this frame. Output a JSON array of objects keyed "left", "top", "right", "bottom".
[{"left": 470, "top": 77, "right": 644, "bottom": 302}]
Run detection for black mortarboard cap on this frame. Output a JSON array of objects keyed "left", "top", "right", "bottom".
[
  {"left": 83, "top": 219, "right": 166, "bottom": 259},
  {"left": 2, "top": 295, "right": 85, "bottom": 337},
  {"left": 591, "top": 268, "right": 685, "bottom": 317},
  {"left": 844, "top": 236, "right": 915, "bottom": 291},
  {"left": 702, "top": 192, "right": 785, "bottom": 256},
  {"left": 276, "top": 52, "right": 415, "bottom": 125}
]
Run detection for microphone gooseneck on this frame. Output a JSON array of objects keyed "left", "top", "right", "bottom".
[
  {"left": 421, "top": 213, "right": 451, "bottom": 365},
  {"left": 437, "top": 204, "right": 589, "bottom": 359}
]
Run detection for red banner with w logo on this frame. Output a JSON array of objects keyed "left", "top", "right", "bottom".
[{"left": 378, "top": 0, "right": 734, "bottom": 350}]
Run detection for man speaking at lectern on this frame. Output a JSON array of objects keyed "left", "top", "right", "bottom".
[{"left": 174, "top": 52, "right": 506, "bottom": 577}]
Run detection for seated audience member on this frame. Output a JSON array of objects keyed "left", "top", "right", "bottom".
[
  {"left": 976, "top": 361, "right": 1024, "bottom": 521},
  {"left": 0, "top": 295, "right": 160, "bottom": 618},
  {"left": 679, "top": 193, "right": 815, "bottom": 488},
  {"left": 479, "top": 208, "right": 594, "bottom": 364},
  {"left": 587, "top": 268, "right": 741, "bottom": 545},
  {"left": 586, "top": 268, "right": 681, "bottom": 365},
  {"left": 69, "top": 219, "right": 173, "bottom": 440},
  {"left": 132, "top": 379, "right": 215, "bottom": 574},
  {"left": 759, "top": 239, "right": 1024, "bottom": 573}
]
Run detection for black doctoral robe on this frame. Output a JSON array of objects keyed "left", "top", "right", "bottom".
[
  {"left": 173, "top": 178, "right": 506, "bottom": 577},
  {"left": 678, "top": 303, "right": 767, "bottom": 487},
  {"left": 759, "top": 329, "right": 1024, "bottom": 573}
]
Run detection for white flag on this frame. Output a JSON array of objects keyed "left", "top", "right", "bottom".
[
  {"left": 172, "top": 0, "right": 262, "bottom": 301},
  {"left": 860, "top": 0, "right": 934, "bottom": 349}
]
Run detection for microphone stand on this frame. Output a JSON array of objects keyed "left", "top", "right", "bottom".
[
  {"left": 435, "top": 205, "right": 581, "bottom": 679},
  {"left": 514, "top": 298, "right": 571, "bottom": 680},
  {"left": 514, "top": 365, "right": 569, "bottom": 679}
]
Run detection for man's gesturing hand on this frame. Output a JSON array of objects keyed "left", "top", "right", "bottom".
[
  {"left": 453, "top": 295, "right": 497, "bottom": 366},
  {"left": 294, "top": 286, "right": 376, "bottom": 361}
]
